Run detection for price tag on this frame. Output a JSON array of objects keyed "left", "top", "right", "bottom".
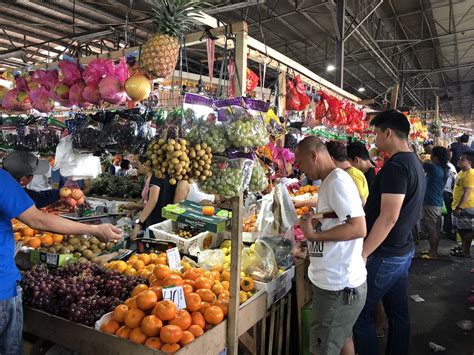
[
  {"left": 46, "top": 253, "right": 57, "bottom": 265},
  {"left": 166, "top": 247, "right": 181, "bottom": 271},
  {"left": 162, "top": 286, "right": 187, "bottom": 309}
]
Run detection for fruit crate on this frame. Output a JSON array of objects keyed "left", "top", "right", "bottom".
[
  {"left": 29, "top": 250, "right": 76, "bottom": 268},
  {"left": 148, "top": 220, "right": 223, "bottom": 255},
  {"left": 254, "top": 266, "right": 295, "bottom": 308}
]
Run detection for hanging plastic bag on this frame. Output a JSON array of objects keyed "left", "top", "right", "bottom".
[
  {"left": 275, "top": 181, "right": 298, "bottom": 231},
  {"left": 294, "top": 75, "right": 310, "bottom": 111},
  {"left": 241, "top": 239, "right": 278, "bottom": 282},
  {"left": 260, "top": 227, "right": 294, "bottom": 270},
  {"left": 31, "top": 69, "right": 58, "bottom": 90},
  {"left": 50, "top": 81, "right": 70, "bottom": 107},
  {"left": 2, "top": 77, "right": 31, "bottom": 111},
  {"left": 198, "top": 249, "right": 225, "bottom": 270},
  {"left": 83, "top": 58, "right": 116, "bottom": 86},
  {"left": 59, "top": 178, "right": 85, "bottom": 207},
  {"left": 248, "top": 159, "right": 269, "bottom": 192},
  {"left": 30, "top": 86, "right": 54, "bottom": 113},
  {"left": 286, "top": 78, "right": 300, "bottom": 111},
  {"left": 199, "top": 157, "right": 254, "bottom": 198},
  {"left": 58, "top": 60, "right": 82, "bottom": 86},
  {"left": 246, "top": 68, "right": 259, "bottom": 92},
  {"left": 69, "top": 82, "right": 92, "bottom": 108}
]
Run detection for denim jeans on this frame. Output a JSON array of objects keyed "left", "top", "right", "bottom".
[
  {"left": 353, "top": 250, "right": 414, "bottom": 355},
  {"left": 0, "top": 286, "right": 23, "bottom": 355}
]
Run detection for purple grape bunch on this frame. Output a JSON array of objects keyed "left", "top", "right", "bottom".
[{"left": 21, "top": 262, "right": 146, "bottom": 326}]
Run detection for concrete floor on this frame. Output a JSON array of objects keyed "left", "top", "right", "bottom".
[{"left": 404, "top": 238, "right": 473, "bottom": 355}]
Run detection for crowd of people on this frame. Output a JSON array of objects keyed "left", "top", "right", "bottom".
[{"left": 296, "top": 110, "right": 473, "bottom": 355}]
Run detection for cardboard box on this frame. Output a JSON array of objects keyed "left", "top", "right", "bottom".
[
  {"left": 162, "top": 200, "right": 231, "bottom": 233},
  {"left": 148, "top": 220, "right": 223, "bottom": 255},
  {"left": 254, "top": 266, "right": 295, "bottom": 308},
  {"left": 30, "top": 250, "right": 76, "bottom": 267}
]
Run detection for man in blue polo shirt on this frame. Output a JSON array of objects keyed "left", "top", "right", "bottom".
[{"left": 0, "top": 165, "right": 122, "bottom": 354}]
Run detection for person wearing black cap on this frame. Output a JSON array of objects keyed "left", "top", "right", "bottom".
[
  {"left": 2, "top": 151, "right": 61, "bottom": 208},
  {"left": 0, "top": 165, "right": 122, "bottom": 354}
]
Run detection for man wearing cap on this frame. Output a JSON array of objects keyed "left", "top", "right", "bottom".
[
  {"left": 0, "top": 164, "right": 123, "bottom": 354},
  {"left": 2, "top": 151, "right": 61, "bottom": 208}
]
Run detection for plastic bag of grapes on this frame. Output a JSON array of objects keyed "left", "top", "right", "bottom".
[
  {"left": 71, "top": 118, "right": 103, "bottom": 153},
  {"left": 218, "top": 105, "right": 269, "bottom": 149},
  {"left": 182, "top": 93, "right": 215, "bottom": 145},
  {"left": 100, "top": 117, "right": 138, "bottom": 152},
  {"left": 248, "top": 159, "right": 269, "bottom": 192},
  {"left": 199, "top": 156, "right": 254, "bottom": 198}
]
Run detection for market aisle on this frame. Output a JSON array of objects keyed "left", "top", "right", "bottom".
[{"left": 408, "top": 239, "right": 473, "bottom": 355}]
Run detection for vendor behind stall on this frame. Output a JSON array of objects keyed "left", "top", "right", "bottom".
[{"left": 2, "top": 151, "right": 61, "bottom": 209}]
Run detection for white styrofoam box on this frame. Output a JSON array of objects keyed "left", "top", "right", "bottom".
[
  {"left": 148, "top": 220, "right": 222, "bottom": 255},
  {"left": 254, "top": 266, "right": 295, "bottom": 308}
]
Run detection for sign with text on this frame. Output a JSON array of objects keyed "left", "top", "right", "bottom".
[
  {"left": 162, "top": 286, "right": 187, "bottom": 309},
  {"left": 166, "top": 247, "right": 181, "bottom": 271}
]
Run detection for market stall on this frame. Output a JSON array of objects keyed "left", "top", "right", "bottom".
[{"left": 2, "top": 11, "right": 370, "bottom": 354}]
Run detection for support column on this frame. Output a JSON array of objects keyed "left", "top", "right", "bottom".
[
  {"left": 335, "top": 0, "right": 345, "bottom": 88},
  {"left": 233, "top": 23, "right": 248, "bottom": 97},
  {"left": 434, "top": 95, "right": 441, "bottom": 145},
  {"left": 390, "top": 83, "right": 399, "bottom": 109}
]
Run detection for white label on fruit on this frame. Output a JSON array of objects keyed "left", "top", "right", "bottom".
[
  {"left": 166, "top": 247, "right": 181, "bottom": 271},
  {"left": 162, "top": 286, "right": 187, "bottom": 310}
]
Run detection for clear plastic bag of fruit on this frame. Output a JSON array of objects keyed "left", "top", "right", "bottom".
[
  {"left": 59, "top": 178, "right": 85, "bottom": 208},
  {"left": 241, "top": 239, "right": 278, "bottom": 282},
  {"left": 71, "top": 116, "right": 103, "bottom": 152},
  {"left": 260, "top": 231, "right": 294, "bottom": 271},
  {"left": 198, "top": 249, "right": 225, "bottom": 270},
  {"left": 182, "top": 93, "right": 217, "bottom": 146},
  {"left": 198, "top": 157, "right": 254, "bottom": 198},
  {"left": 248, "top": 159, "right": 269, "bottom": 192},
  {"left": 100, "top": 117, "right": 138, "bottom": 152},
  {"left": 218, "top": 105, "right": 269, "bottom": 149}
]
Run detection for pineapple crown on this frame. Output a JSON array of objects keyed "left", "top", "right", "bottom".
[{"left": 150, "top": 0, "right": 213, "bottom": 38}]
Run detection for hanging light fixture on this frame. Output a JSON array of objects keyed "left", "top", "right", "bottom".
[
  {"left": 358, "top": 87, "right": 366, "bottom": 92},
  {"left": 326, "top": 64, "right": 335, "bottom": 72}
]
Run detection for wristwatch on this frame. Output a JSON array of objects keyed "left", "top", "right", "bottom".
[{"left": 134, "top": 218, "right": 144, "bottom": 227}]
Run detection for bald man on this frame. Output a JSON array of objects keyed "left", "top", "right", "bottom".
[{"left": 295, "top": 136, "right": 367, "bottom": 355}]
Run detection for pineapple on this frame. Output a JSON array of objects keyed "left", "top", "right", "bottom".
[{"left": 141, "top": 0, "right": 210, "bottom": 78}]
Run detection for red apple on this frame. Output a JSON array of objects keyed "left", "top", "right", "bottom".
[{"left": 64, "top": 197, "right": 77, "bottom": 207}]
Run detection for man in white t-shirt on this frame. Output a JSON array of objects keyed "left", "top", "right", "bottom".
[{"left": 295, "top": 136, "right": 367, "bottom": 355}]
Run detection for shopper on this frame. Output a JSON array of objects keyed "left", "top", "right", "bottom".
[
  {"left": 326, "top": 140, "right": 369, "bottom": 205},
  {"left": 451, "top": 151, "right": 474, "bottom": 258},
  {"left": 117, "top": 159, "right": 131, "bottom": 176},
  {"left": 295, "top": 136, "right": 367, "bottom": 355},
  {"left": 420, "top": 146, "right": 451, "bottom": 259},
  {"left": 450, "top": 134, "right": 471, "bottom": 171},
  {"left": 2, "top": 151, "right": 61, "bottom": 209},
  {"left": 442, "top": 161, "right": 457, "bottom": 236},
  {"left": 0, "top": 168, "right": 122, "bottom": 355},
  {"left": 353, "top": 110, "right": 425, "bottom": 355},
  {"left": 347, "top": 142, "right": 377, "bottom": 188}
]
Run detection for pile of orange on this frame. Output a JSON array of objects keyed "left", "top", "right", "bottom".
[
  {"left": 293, "top": 185, "right": 318, "bottom": 196},
  {"left": 243, "top": 214, "right": 257, "bottom": 232},
  {"left": 105, "top": 252, "right": 169, "bottom": 279},
  {"left": 296, "top": 206, "right": 310, "bottom": 216},
  {"left": 100, "top": 263, "right": 247, "bottom": 352},
  {"left": 12, "top": 219, "right": 64, "bottom": 249}
]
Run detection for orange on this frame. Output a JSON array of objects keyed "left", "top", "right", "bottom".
[
  {"left": 114, "top": 260, "right": 128, "bottom": 273},
  {"left": 154, "top": 264, "right": 171, "bottom": 280},
  {"left": 204, "top": 306, "right": 224, "bottom": 325},
  {"left": 22, "top": 236, "right": 31, "bottom": 246},
  {"left": 152, "top": 300, "right": 177, "bottom": 321},
  {"left": 124, "top": 296, "right": 138, "bottom": 309},
  {"left": 156, "top": 255, "right": 168, "bottom": 265},
  {"left": 169, "top": 309, "right": 192, "bottom": 330},
  {"left": 141, "top": 315, "right": 163, "bottom": 337},
  {"left": 221, "top": 281, "right": 230, "bottom": 290},
  {"left": 150, "top": 286, "right": 163, "bottom": 301},
  {"left": 220, "top": 271, "right": 230, "bottom": 282},
  {"left": 144, "top": 336, "right": 162, "bottom": 350},
  {"left": 129, "top": 327, "right": 147, "bottom": 345},
  {"left": 185, "top": 293, "right": 201, "bottom": 312},
  {"left": 52, "top": 234, "right": 64, "bottom": 244},
  {"left": 149, "top": 252, "right": 159, "bottom": 263},
  {"left": 112, "top": 304, "right": 129, "bottom": 322},
  {"left": 199, "top": 301, "right": 211, "bottom": 316},
  {"left": 124, "top": 308, "right": 145, "bottom": 329},
  {"left": 100, "top": 319, "right": 120, "bottom": 334},
  {"left": 218, "top": 290, "right": 230, "bottom": 301},
  {"left": 190, "top": 311, "right": 206, "bottom": 329},
  {"left": 163, "top": 274, "right": 184, "bottom": 287},
  {"left": 161, "top": 343, "right": 181, "bottom": 353},
  {"left": 115, "top": 325, "right": 131, "bottom": 339},
  {"left": 160, "top": 325, "right": 183, "bottom": 344},
  {"left": 133, "top": 259, "right": 146, "bottom": 271},
  {"left": 151, "top": 279, "right": 164, "bottom": 287},
  {"left": 136, "top": 290, "right": 158, "bottom": 311},
  {"left": 183, "top": 279, "right": 195, "bottom": 288},
  {"left": 22, "top": 227, "right": 34, "bottom": 237},
  {"left": 196, "top": 289, "right": 215, "bottom": 303},
  {"left": 194, "top": 277, "right": 212, "bottom": 290},
  {"left": 213, "top": 299, "right": 229, "bottom": 316},
  {"left": 188, "top": 324, "right": 204, "bottom": 338},
  {"left": 148, "top": 274, "right": 157, "bottom": 285},
  {"left": 28, "top": 237, "right": 41, "bottom": 249},
  {"left": 138, "top": 268, "right": 153, "bottom": 278},
  {"left": 210, "top": 271, "right": 221, "bottom": 281},
  {"left": 182, "top": 284, "right": 193, "bottom": 295},
  {"left": 14, "top": 232, "right": 21, "bottom": 241},
  {"left": 128, "top": 255, "right": 139, "bottom": 264},
  {"left": 211, "top": 283, "right": 224, "bottom": 295},
  {"left": 139, "top": 253, "right": 151, "bottom": 265},
  {"left": 179, "top": 330, "right": 195, "bottom": 347},
  {"left": 183, "top": 268, "right": 203, "bottom": 281},
  {"left": 131, "top": 283, "right": 149, "bottom": 297},
  {"left": 124, "top": 267, "right": 137, "bottom": 276}
]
